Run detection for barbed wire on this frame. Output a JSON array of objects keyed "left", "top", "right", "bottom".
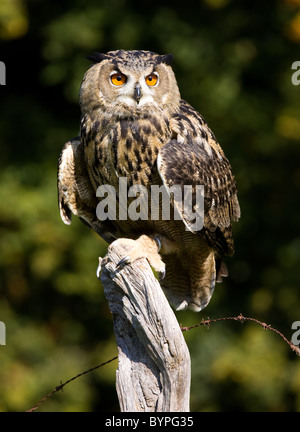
[
  {"left": 26, "top": 313, "right": 299, "bottom": 412},
  {"left": 181, "top": 313, "right": 300, "bottom": 356},
  {"left": 26, "top": 356, "right": 118, "bottom": 412}
]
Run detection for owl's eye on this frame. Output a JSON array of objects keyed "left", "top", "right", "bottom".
[
  {"left": 145, "top": 73, "right": 158, "bottom": 86},
  {"left": 110, "top": 73, "right": 127, "bottom": 86}
]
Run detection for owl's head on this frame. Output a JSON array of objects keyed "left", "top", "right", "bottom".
[{"left": 80, "top": 50, "right": 181, "bottom": 118}]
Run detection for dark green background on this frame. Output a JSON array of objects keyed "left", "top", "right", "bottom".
[{"left": 0, "top": 0, "right": 300, "bottom": 411}]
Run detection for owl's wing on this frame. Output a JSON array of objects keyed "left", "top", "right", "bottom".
[
  {"left": 57, "top": 137, "right": 116, "bottom": 244},
  {"left": 157, "top": 100, "right": 240, "bottom": 255}
]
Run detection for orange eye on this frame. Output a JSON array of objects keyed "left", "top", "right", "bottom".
[
  {"left": 145, "top": 73, "right": 158, "bottom": 86},
  {"left": 110, "top": 73, "right": 127, "bottom": 86}
]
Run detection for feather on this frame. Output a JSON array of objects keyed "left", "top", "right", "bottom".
[
  {"left": 86, "top": 52, "right": 111, "bottom": 63},
  {"left": 157, "top": 54, "right": 174, "bottom": 65}
]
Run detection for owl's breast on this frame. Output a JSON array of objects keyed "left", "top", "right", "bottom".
[
  {"left": 81, "top": 114, "right": 173, "bottom": 237},
  {"left": 84, "top": 115, "right": 171, "bottom": 191}
]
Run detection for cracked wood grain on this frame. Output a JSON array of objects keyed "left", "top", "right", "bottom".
[{"left": 100, "top": 240, "right": 191, "bottom": 412}]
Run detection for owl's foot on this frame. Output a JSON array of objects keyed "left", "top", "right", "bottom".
[{"left": 115, "top": 235, "right": 166, "bottom": 280}]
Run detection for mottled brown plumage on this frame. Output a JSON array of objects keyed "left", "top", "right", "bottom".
[{"left": 58, "top": 50, "right": 240, "bottom": 312}]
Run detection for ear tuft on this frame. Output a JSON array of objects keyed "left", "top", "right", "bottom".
[
  {"left": 157, "top": 53, "right": 174, "bottom": 65},
  {"left": 86, "top": 52, "right": 110, "bottom": 63}
]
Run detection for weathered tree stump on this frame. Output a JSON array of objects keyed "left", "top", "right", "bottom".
[{"left": 100, "top": 240, "right": 191, "bottom": 412}]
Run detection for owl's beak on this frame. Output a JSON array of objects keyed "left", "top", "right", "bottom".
[{"left": 134, "top": 84, "right": 142, "bottom": 104}]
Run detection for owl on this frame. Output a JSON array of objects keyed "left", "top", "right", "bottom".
[{"left": 58, "top": 50, "right": 240, "bottom": 312}]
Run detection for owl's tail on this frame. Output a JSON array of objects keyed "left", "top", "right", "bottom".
[{"left": 160, "top": 250, "right": 217, "bottom": 312}]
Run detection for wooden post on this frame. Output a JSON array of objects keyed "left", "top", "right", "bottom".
[{"left": 100, "top": 240, "right": 191, "bottom": 412}]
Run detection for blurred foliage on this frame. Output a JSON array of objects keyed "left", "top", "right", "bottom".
[
  {"left": 0, "top": 0, "right": 300, "bottom": 412},
  {"left": 0, "top": 0, "right": 28, "bottom": 40}
]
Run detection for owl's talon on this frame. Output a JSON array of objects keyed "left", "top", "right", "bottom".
[
  {"left": 117, "top": 256, "right": 130, "bottom": 267},
  {"left": 154, "top": 236, "right": 161, "bottom": 252},
  {"left": 158, "top": 269, "right": 166, "bottom": 281}
]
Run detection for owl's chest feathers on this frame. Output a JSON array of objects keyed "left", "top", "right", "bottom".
[{"left": 85, "top": 115, "right": 170, "bottom": 190}]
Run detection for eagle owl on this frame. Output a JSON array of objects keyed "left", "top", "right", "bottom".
[{"left": 58, "top": 50, "right": 240, "bottom": 312}]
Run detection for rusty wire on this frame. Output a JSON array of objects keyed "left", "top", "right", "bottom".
[{"left": 26, "top": 313, "right": 299, "bottom": 412}]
